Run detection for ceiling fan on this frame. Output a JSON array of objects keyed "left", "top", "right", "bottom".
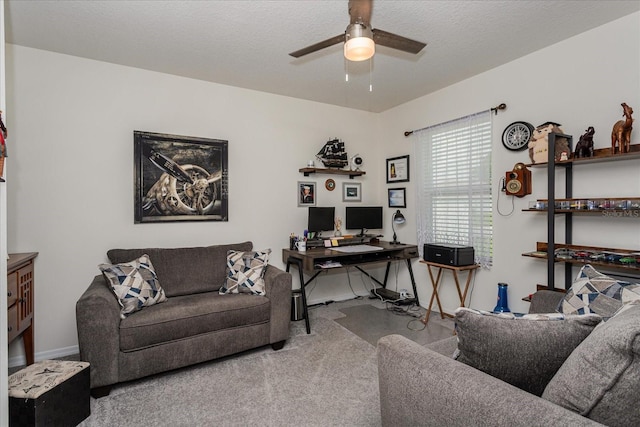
[{"left": 289, "top": 0, "right": 427, "bottom": 62}]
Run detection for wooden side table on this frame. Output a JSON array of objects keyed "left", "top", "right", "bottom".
[
  {"left": 420, "top": 260, "right": 480, "bottom": 325},
  {"left": 7, "top": 252, "right": 38, "bottom": 365}
]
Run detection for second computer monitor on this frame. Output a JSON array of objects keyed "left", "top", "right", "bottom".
[{"left": 345, "top": 206, "right": 383, "bottom": 236}]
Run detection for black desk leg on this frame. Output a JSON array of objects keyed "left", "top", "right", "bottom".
[
  {"left": 286, "top": 257, "right": 311, "bottom": 334},
  {"left": 406, "top": 259, "right": 420, "bottom": 306}
]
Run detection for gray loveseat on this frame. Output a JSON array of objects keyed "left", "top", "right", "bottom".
[
  {"left": 76, "top": 242, "right": 291, "bottom": 397},
  {"left": 378, "top": 291, "right": 640, "bottom": 426}
]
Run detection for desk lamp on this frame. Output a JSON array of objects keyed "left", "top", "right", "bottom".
[{"left": 391, "top": 210, "right": 405, "bottom": 244}]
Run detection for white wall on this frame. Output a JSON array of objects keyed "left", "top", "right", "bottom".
[
  {"left": 379, "top": 12, "right": 640, "bottom": 315},
  {"left": 5, "top": 11, "right": 640, "bottom": 362},
  {"left": 5, "top": 46, "right": 384, "bottom": 363}
]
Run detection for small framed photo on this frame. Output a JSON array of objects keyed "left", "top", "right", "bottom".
[
  {"left": 298, "top": 181, "right": 316, "bottom": 206},
  {"left": 343, "top": 182, "right": 361, "bottom": 202},
  {"left": 386, "top": 155, "right": 410, "bottom": 183},
  {"left": 388, "top": 188, "right": 406, "bottom": 208}
]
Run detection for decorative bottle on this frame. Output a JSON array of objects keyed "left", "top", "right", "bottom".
[{"left": 493, "top": 283, "right": 511, "bottom": 313}]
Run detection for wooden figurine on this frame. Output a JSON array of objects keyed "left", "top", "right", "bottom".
[
  {"left": 574, "top": 126, "right": 595, "bottom": 158},
  {"left": 611, "top": 102, "right": 633, "bottom": 154}
]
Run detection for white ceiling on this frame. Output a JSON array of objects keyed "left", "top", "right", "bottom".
[{"left": 5, "top": 1, "right": 640, "bottom": 113}]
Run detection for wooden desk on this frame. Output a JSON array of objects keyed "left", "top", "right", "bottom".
[
  {"left": 7, "top": 252, "right": 38, "bottom": 365},
  {"left": 420, "top": 260, "right": 479, "bottom": 325},
  {"left": 283, "top": 242, "right": 419, "bottom": 333}
]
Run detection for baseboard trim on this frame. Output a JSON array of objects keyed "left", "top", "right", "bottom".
[{"left": 8, "top": 345, "right": 79, "bottom": 368}]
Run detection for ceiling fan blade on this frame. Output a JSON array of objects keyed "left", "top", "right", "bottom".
[
  {"left": 372, "top": 28, "right": 426, "bottom": 54},
  {"left": 289, "top": 34, "right": 345, "bottom": 58},
  {"left": 349, "top": 0, "right": 372, "bottom": 26}
]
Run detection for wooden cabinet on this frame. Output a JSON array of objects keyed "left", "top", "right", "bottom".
[
  {"left": 7, "top": 252, "right": 37, "bottom": 365},
  {"left": 522, "top": 133, "right": 640, "bottom": 290}
]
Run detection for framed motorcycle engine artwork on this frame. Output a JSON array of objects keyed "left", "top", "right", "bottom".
[{"left": 134, "top": 131, "right": 228, "bottom": 223}]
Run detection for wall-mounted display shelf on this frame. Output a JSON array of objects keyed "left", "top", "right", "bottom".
[
  {"left": 523, "top": 242, "right": 640, "bottom": 274},
  {"left": 526, "top": 144, "right": 640, "bottom": 167},
  {"left": 523, "top": 197, "right": 640, "bottom": 214},
  {"left": 299, "top": 167, "right": 365, "bottom": 179},
  {"left": 522, "top": 133, "right": 640, "bottom": 291}
]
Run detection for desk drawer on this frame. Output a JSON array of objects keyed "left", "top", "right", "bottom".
[
  {"left": 402, "top": 247, "right": 419, "bottom": 259},
  {"left": 8, "top": 304, "right": 19, "bottom": 343},
  {"left": 7, "top": 271, "right": 17, "bottom": 307}
]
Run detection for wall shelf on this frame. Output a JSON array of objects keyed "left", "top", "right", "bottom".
[
  {"left": 522, "top": 242, "right": 640, "bottom": 274},
  {"left": 522, "top": 132, "right": 640, "bottom": 292},
  {"left": 526, "top": 144, "right": 640, "bottom": 168},
  {"left": 299, "top": 167, "right": 365, "bottom": 179}
]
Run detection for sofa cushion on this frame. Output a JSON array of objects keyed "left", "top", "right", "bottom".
[
  {"left": 99, "top": 254, "right": 167, "bottom": 318},
  {"left": 559, "top": 264, "right": 640, "bottom": 320},
  {"left": 542, "top": 303, "right": 640, "bottom": 426},
  {"left": 219, "top": 249, "right": 271, "bottom": 296},
  {"left": 454, "top": 307, "right": 602, "bottom": 396},
  {"left": 118, "top": 292, "right": 270, "bottom": 351},
  {"left": 107, "top": 242, "right": 253, "bottom": 297}
]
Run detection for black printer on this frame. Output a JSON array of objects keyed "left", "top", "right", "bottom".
[{"left": 424, "top": 243, "right": 475, "bottom": 266}]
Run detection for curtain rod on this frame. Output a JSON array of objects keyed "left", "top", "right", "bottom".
[{"left": 403, "top": 103, "right": 506, "bottom": 137}]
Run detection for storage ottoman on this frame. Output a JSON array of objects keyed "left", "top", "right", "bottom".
[{"left": 8, "top": 360, "right": 90, "bottom": 427}]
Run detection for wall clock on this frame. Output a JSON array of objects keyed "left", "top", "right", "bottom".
[
  {"left": 325, "top": 178, "right": 336, "bottom": 191},
  {"left": 502, "top": 121, "right": 534, "bottom": 151}
]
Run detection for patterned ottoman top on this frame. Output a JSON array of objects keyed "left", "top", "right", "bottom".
[{"left": 8, "top": 360, "right": 90, "bottom": 399}]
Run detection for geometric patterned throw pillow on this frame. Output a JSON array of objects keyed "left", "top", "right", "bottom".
[
  {"left": 219, "top": 249, "right": 271, "bottom": 296},
  {"left": 558, "top": 264, "right": 640, "bottom": 320},
  {"left": 99, "top": 254, "right": 167, "bottom": 318}
]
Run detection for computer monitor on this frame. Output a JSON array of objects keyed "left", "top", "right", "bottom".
[
  {"left": 307, "top": 207, "right": 335, "bottom": 237},
  {"left": 345, "top": 206, "right": 383, "bottom": 236}
]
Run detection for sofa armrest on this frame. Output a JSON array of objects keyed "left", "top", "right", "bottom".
[
  {"left": 377, "top": 334, "right": 603, "bottom": 427},
  {"left": 263, "top": 264, "right": 292, "bottom": 343},
  {"left": 76, "top": 275, "right": 122, "bottom": 389}
]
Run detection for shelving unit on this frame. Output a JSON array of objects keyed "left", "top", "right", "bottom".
[
  {"left": 522, "top": 133, "right": 640, "bottom": 290},
  {"left": 299, "top": 167, "right": 365, "bottom": 179}
]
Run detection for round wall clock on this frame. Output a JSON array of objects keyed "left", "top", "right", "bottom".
[
  {"left": 325, "top": 179, "right": 336, "bottom": 191},
  {"left": 502, "top": 121, "right": 534, "bottom": 151}
]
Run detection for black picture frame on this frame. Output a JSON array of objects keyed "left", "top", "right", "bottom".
[
  {"left": 388, "top": 188, "right": 406, "bottom": 208},
  {"left": 386, "top": 155, "right": 410, "bottom": 183},
  {"left": 134, "top": 131, "right": 228, "bottom": 223}
]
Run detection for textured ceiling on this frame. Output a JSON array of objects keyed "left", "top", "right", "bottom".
[{"left": 5, "top": 0, "right": 640, "bottom": 113}]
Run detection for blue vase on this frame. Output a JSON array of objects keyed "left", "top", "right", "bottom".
[{"left": 493, "top": 283, "right": 511, "bottom": 313}]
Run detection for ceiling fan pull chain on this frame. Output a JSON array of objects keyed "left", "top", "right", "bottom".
[
  {"left": 369, "top": 58, "right": 373, "bottom": 92},
  {"left": 345, "top": 57, "right": 349, "bottom": 82}
]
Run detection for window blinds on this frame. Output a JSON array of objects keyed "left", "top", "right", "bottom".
[{"left": 413, "top": 110, "right": 493, "bottom": 268}]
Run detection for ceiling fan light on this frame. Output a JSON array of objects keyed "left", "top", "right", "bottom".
[
  {"left": 344, "top": 37, "right": 375, "bottom": 61},
  {"left": 344, "top": 23, "right": 375, "bottom": 61}
]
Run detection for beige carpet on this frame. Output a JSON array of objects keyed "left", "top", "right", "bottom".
[
  {"left": 81, "top": 316, "right": 380, "bottom": 426},
  {"left": 35, "top": 299, "right": 452, "bottom": 426}
]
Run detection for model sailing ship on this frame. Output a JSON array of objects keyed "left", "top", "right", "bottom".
[{"left": 316, "top": 138, "right": 348, "bottom": 168}]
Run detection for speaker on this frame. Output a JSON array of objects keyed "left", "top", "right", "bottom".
[{"left": 505, "top": 162, "right": 531, "bottom": 197}]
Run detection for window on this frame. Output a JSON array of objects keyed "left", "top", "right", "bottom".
[{"left": 413, "top": 110, "right": 492, "bottom": 267}]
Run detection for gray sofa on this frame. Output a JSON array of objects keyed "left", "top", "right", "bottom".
[
  {"left": 377, "top": 291, "right": 640, "bottom": 426},
  {"left": 76, "top": 242, "right": 291, "bottom": 397}
]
